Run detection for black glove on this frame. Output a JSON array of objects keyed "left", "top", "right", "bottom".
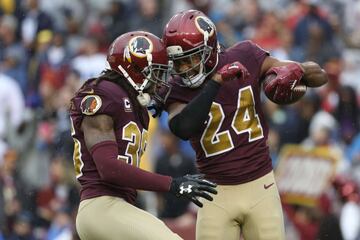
[
  {"left": 169, "top": 174, "right": 217, "bottom": 207},
  {"left": 147, "top": 99, "right": 164, "bottom": 118}
]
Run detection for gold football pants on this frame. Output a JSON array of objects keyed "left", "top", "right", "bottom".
[
  {"left": 196, "top": 171, "right": 285, "bottom": 240},
  {"left": 76, "top": 195, "right": 182, "bottom": 240}
]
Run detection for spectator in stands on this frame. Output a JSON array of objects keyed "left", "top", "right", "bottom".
[
  {"left": 129, "top": 0, "right": 165, "bottom": 37},
  {"left": 294, "top": 0, "right": 333, "bottom": 48},
  {"left": 0, "top": 149, "right": 30, "bottom": 237},
  {"left": 0, "top": 14, "right": 28, "bottom": 93},
  {"left": 155, "top": 129, "right": 197, "bottom": 219},
  {"left": 7, "top": 211, "right": 35, "bottom": 240},
  {"left": 71, "top": 37, "right": 106, "bottom": 81},
  {"left": 294, "top": 0, "right": 341, "bottom": 65},
  {"left": 333, "top": 176, "right": 360, "bottom": 240},
  {"left": 20, "top": 0, "right": 53, "bottom": 53},
  {"left": 34, "top": 157, "right": 79, "bottom": 230},
  {"left": 102, "top": 1, "right": 129, "bottom": 43},
  {"left": 39, "top": 31, "right": 71, "bottom": 91},
  {"left": 0, "top": 74, "right": 25, "bottom": 146},
  {"left": 334, "top": 86, "right": 359, "bottom": 149},
  {"left": 46, "top": 207, "right": 74, "bottom": 240}
]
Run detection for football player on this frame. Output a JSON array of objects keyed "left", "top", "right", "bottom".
[
  {"left": 160, "top": 10, "right": 328, "bottom": 240},
  {"left": 69, "top": 31, "right": 217, "bottom": 240}
]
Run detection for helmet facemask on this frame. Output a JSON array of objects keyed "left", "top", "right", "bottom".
[
  {"left": 117, "top": 58, "right": 172, "bottom": 107},
  {"left": 167, "top": 30, "right": 219, "bottom": 88},
  {"left": 163, "top": 10, "right": 220, "bottom": 88},
  {"left": 142, "top": 61, "right": 172, "bottom": 105},
  {"left": 169, "top": 44, "right": 214, "bottom": 88}
]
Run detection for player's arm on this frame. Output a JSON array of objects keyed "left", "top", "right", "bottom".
[
  {"left": 260, "top": 56, "right": 328, "bottom": 88},
  {"left": 82, "top": 114, "right": 172, "bottom": 191},
  {"left": 82, "top": 114, "right": 116, "bottom": 148},
  {"left": 168, "top": 62, "right": 249, "bottom": 140},
  {"left": 168, "top": 79, "right": 221, "bottom": 140},
  {"left": 82, "top": 114, "right": 217, "bottom": 207}
]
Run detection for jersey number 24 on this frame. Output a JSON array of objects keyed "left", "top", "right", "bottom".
[{"left": 201, "top": 86, "right": 264, "bottom": 157}]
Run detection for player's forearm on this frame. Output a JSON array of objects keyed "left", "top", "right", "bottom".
[
  {"left": 169, "top": 79, "right": 221, "bottom": 140},
  {"left": 300, "top": 61, "right": 328, "bottom": 88},
  {"left": 90, "top": 141, "right": 172, "bottom": 192}
]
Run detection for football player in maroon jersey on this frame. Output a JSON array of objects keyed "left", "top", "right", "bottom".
[
  {"left": 160, "top": 10, "right": 328, "bottom": 240},
  {"left": 69, "top": 31, "right": 217, "bottom": 240}
]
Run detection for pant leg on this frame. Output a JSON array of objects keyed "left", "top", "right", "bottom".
[
  {"left": 242, "top": 172, "right": 285, "bottom": 240},
  {"left": 196, "top": 171, "right": 285, "bottom": 240},
  {"left": 196, "top": 186, "right": 241, "bottom": 240},
  {"left": 76, "top": 196, "right": 182, "bottom": 240}
]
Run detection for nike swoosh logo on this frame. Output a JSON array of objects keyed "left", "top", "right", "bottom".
[
  {"left": 83, "top": 89, "right": 94, "bottom": 94},
  {"left": 264, "top": 183, "right": 274, "bottom": 189}
]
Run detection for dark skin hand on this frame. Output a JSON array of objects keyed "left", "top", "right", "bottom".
[
  {"left": 299, "top": 61, "right": 328, "bottom": 87},
  {"left": 81, "top": 114, "right": 116, "bottom": 150}
]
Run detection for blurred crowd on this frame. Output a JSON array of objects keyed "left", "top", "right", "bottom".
[{"left": 0, "top": 0, "right": 359, "bottom": 239}]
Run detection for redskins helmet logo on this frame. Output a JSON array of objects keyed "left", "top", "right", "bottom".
[
  {"left": 128, "top": 36, "right": 153, "bottom": 58},
  {"left": 195, "top": 16, "right": 215, "bottom": 37},
  {"left": 80, "top": 95, "right": 102, "bottom": 115}
]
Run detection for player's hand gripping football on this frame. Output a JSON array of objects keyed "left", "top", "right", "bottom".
[
  {"left": 263, "top": 63, "right": 305, "bottom": 103},
  {"left": 170, "top": 174, "right": 217, "bottom": 207},
  {"left": 213, "top": 61, "right": 250, "bottom": 83}
]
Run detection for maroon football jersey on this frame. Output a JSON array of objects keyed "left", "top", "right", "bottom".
[
  {"left": 69, "top": 79, "right": 149, "bottom": 204},
  {"left": 165, "top": 40, "right": 272, "bottom": 184}
]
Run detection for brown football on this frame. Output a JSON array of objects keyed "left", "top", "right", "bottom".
[{"left": 263, "top": 74, "right": 307, "bottom": 105}]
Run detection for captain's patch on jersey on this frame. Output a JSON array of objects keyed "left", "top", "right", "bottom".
[
  {"left": 123, "top": 97, "right": 132, "bottom": 112},
  {"left": 80, "top": 95, "right": 102, "bottom": 115}
]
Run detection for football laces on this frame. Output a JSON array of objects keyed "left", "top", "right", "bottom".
[
  {"left": 292, "top": 85, "right": 307, "bottom": 93},
  {"left": 290, "top": 79, "right": 297, "bottom": 90},
  {"left": 290, "top": 79, "right": 307, "bottom": 93}
]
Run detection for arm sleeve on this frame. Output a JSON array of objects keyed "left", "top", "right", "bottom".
[
  {"left": 169, "top": 79, "right": 221, "bottom": 140},
  {"left": 91, "top": 141, "right": 172, "bottom": 192}
]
